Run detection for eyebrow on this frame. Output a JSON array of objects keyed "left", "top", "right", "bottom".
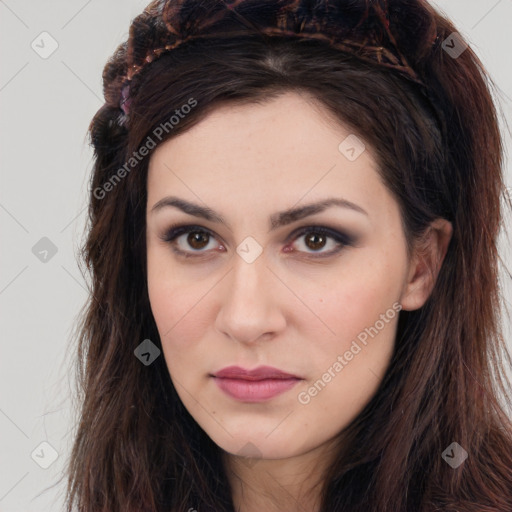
[{"left": 150, "top": 195, "right": 368, "bottom": 231}]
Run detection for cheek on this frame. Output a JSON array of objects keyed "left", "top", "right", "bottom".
[
  {"left": 299, "top": 247, "right": 405, "bottom": 375},
  {"left": 148, "top": 279, "right": 205, "bottom": 347},
  {"left": 147, "top": 278, "right": 211, "bottom": 395},
  {"left": 325, "top": 279, "right": 395, "bottom": 340},
  {"left": 147, "top": 243, "right": 208, "bottom": 336},
  {"left": 147, "top": 254, "right": 192, "bottom": 353},
  {"left": 315, "top": 251, "right": 403, "bottom": 325},
  {"left": 293, "top": 272, "right": 400, "bottom": 433},
  {"left": 146, "top": 251, "right": 222, "bottom": 386}
]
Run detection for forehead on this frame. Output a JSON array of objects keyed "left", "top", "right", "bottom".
[{"left": 146, "top": 91, "right": 389, "bottom": 218}]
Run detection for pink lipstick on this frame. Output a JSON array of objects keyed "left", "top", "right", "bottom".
[{"left": 211, "top": 365, "right": 302, "bottom": 402}]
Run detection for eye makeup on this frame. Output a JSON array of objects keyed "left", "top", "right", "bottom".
[{"left": 158, "top": 222, "right": 358, "bottom": 260}]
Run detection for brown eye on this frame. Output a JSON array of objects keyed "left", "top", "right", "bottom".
[
  {"left": 288, "top": 226, "right": 355, "bottom": 258},
  {"left": 160, "top": 225, "right": 220, "bottom": 257},
  {"left": 304, "top": 232, "right": 327, "bottom": 251},
  {"left": 187, "top": 231, "right": 210, "bottom": 250}
]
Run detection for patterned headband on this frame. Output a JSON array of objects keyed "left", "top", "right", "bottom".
[{"left": 119, "top": 0, "right": 441, "bottom": 118}]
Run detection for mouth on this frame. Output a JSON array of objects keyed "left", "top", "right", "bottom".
[{"left": 211, "top": 365, "right": 303, "bottom": 402}]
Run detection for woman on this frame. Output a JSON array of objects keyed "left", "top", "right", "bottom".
[{"left": 65, "top": 0, "right": 512, "bottom": 510}]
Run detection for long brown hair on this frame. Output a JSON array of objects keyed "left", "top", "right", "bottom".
[{"left": 65, "top": 1, "right": 512, "bottom": 510}]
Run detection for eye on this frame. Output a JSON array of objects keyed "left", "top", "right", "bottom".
[
  {"left": 159, "top": 223, "right": 355, "bottom": 259},
  {"left": 286, "top": 226, "right": 355, "bottom": 257},
  {"left": 159, "top": 224, "right": 222, "bottom": 258}
]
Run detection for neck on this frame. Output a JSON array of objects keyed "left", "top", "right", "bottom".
[{"left": 223, "top": 440, "right": 338, "bottom": 512}]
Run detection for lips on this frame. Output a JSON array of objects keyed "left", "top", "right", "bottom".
[
  {"left": 213, "top": 365, "right": 300, "bottom": 380},
  {"left": 211, "top": 365, "right": 303, "bottom": 402}
]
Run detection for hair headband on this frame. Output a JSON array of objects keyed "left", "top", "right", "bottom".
[{"left": 118, "top": 0, "right": 443, "bottom": 124}]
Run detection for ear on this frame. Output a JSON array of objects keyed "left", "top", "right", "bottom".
[{"left": 399, "top": 218, "right": 453, "bottom": 311}]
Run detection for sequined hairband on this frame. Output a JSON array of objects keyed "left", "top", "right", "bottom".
[{"left": 118, "top": 0, "right": 441, "bottom": 119}]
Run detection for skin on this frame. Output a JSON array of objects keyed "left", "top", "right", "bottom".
[{"left": 145, "top": 91, "right": 452, "bottom": 512}]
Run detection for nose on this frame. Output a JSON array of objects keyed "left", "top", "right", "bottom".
[{"left": 214, "top": 248, "right": 287, "bottom": 345}]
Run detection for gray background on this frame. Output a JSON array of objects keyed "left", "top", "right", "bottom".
[{"left": 1, "top": 1, "right": 511, "bottom": 510}]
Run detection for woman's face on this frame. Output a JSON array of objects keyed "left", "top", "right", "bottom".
[{"left": 146, "top": 91, "right": 418, "bottom": 461}]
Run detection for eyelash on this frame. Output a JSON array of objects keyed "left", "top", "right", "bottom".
[{"left": 158, "top": 223, "right": 356, "bottom": 260}]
